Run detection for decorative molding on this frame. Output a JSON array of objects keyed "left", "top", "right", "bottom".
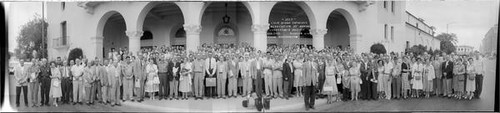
[
  {"left": 77, "top": 2, "right": 102, "bottom": 14},
  {"left": 353, "top": 1, "right": 375, "bottom": 12},
  {"left": 183, "top": 24, "right": 202, "bottom": 35},
  {"left": 251, "top": 24, "right": 270, "bottom": 33},
  {"left": 311, "top": 29, "right": 328, "bottom": 36},
  {"left": 125, "top": 31, "right": 144, "bottom": 38}
]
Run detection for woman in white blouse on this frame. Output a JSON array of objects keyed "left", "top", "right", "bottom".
[
  {"left": 179, "top": 58, "right": 193, "bottom": 100},
  {"left": 49, "top": 61, "right": 62, "bottom": 107},
  {"left": 465, "top": 58, "right": 476, "bottom": 100},
  {"left": 293, "top": 55, "right": 304, "bottom": 97},
  {"left": 411, "top": 58, "right": 424, "bottom": 98},
  {"left": 424, "top": 59, "right": 435, "bottom": 98},
  {"left": 145, "top": 58, "right": 159, "bottom": 100}
]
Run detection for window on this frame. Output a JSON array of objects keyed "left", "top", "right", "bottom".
[
  {"left": 391, "top": 1, "right": 395, "bottom": 13},
  {"left": 384, "top": 1, "right": 387, "bottom": 9},
  {"left": 174, "top": 28, "right": 185, "bottom": 38},
  {"left": 391, "top": 26, "right": 394, "bottom": 41},
  {"left": 141, "top": 31, "right": 153, "bottom": 40},
  {"left": 61, "top": 2, "right": 65, "bottom": 10},
  {"left": 60, "top": 21, "right": 67, "bottom": 45},
  {"left": 384, "top": 24, "right": 388, "bottom": 39}
]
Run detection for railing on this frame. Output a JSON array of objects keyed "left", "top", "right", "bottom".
[{"left": 53, "top": 36, "right": 69, "bottom": 49}]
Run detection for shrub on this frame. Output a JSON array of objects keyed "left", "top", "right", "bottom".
[
  {"left": 370, "top": 43, "right": 387, "bottom": 54},
  {"left": 68, "top": 48, "right": 83, "bottom": 63}
]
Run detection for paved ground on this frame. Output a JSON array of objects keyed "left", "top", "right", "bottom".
[{"left": 4, "top": 59, "right": 497, "bottom": 112}]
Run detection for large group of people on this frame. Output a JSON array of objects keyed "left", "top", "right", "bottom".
[{"left": 13, "top": 43, "right": 486, "bottom": 111}]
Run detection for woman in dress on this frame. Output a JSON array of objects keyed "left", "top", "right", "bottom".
[
  {"left": 349, "top": 58, "right": 361, "bottom": 101},
  {"left": 377, "top": 59, "right": 385, "bottom": 99},
  {"left": 465, "top": 58, "right": 476, "bottom": 100},
  {"left": 293, "top": 55, "right": 304, "bottom": 97},
  {"left": 424, "top": 59, "right": 435, "bottom": 98},
  {"left": 324, "top": 57, "right": 338, "bottom": 103},
  {"left": 411, "top": 58, "right": 423, "bottom": 98},
  {"left": 401, "top": 56, "right": 411, "bottom": 99},
  {"left": 49, "top": 61, "right": 62, "bottom": 107},
  {"left": 454, "top": 58, "right": 466, "bottom": 99},
  {"left": 179, "top": 58, "right": 193, "bottom": 100},
  {"left": 146, "top": 58, "right": 159, "bottom": 100}
]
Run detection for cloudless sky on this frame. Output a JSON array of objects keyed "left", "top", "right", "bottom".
[{"left": 7, "top": 1, "right": 499, "bottom": 52}]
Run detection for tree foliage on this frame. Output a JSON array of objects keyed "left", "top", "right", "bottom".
[
  {"left": 370, "top": 43, "right": 387, "bottom": 54},
  {"left": 435, "top": 33, "right": 458, "bottom": 44},
  {"left": 440, "top": 40, "right": 456, "bottom": 54},
  {"left": 409, "top": 44, "right": 428, "bottom": 56},
  {"left": 14, "top": 14, "right": 48, "bottom": 60}
]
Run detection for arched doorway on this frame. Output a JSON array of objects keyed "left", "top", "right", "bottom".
[
  {"left": 325, "top": 9, "right": 357, "bottom": 51},
  {"left": 200, "top": 2, "right": 252, "bottom": 46},
  {"left": 141, "top": 2, "right": 184, "bottom": 48},
  {"left": 101, "top": 12, "right": 127, "bottom": 58},
  {"left": 325, "top": 10, "right": 350, "bottom": 50},
  {"left": 268, "top": 2, "right": 312, "bottom": 47}
]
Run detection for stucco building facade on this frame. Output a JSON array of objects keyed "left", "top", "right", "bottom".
[
  {"left": 479, "top": 24, "right": 498, "bottom": 54},
  {"left": 47, "top": 1, "right": 440, "bottom": 59}
]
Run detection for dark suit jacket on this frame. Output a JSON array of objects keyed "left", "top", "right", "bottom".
[
  {"left": 167, "top": 61, "right": 174, "bottom": 81},
  {"left": 38, "top": 64, "right": 51, "bottom": 80},
  {"left": 173, "top": 62, "right": 181, "bottom": 80},
  {"left": 442, "top": 61, "right": 454, "bottom": 79},
  {"left": 282, "top": 62, "right": 293, "bottom": 81},
  {"left": 360, "top": 61, "right": 371, "bottom": 81}
]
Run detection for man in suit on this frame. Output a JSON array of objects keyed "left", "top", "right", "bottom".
[
  {"left": 205, "top": 53, "right": 217, "bottom": 98},
  {"left": 359, "top": 56, "right": 371, "bottom": 100},
  {"left": 303, "top": 54, "right": 318, "bottom": 111},
  {"left": 240, "top": 54, "right": 252, "bottom": 97},
  {"left": 14, "top": 59, "right": 29, "bottom": 107},
  {"left": 167, "top": 56, "right": 175, "bottom": 99},
  {"left": 369, "top": 56, "right": 379, "bottom": 100},
  {"left": 282, "top": 57, "right": 294, "bottom": 100},
  {"left": 250, "top": 51, "right": 264, "bottom": 96},
  {"left": 228, "top": 55, "right": 239, "bottom": 98},
  {"left": 157, "top": 58, "right": 168, "bottom": 100},
  {"left": 442, "top": 55, "right": 454, "bottom": 97},
  {"left": 193, "top": 54, "right": 206, "bottom": 100},
  {"left": 108, "top": 60, "right": 122, "bottom": 106},
  {"left": 99, "top": 59, "right": 110, "bottom": 104},
  {"left": 39, "top": 58, "right": 52, "bottom": 106}
]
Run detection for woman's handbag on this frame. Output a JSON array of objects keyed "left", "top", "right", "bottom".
[
  {"left": 52, "top": 80, "right": 61, "bottom": 87},
  {"left": 468, "top": 74, "right": 475, "bottom": 80},
  {"left": 205, "top": 77, "right": 216, "bottom": 87},
  {"left": 458, "top": 74, "right": 465, "bottom": 81},
  {"left": 153, "top": 75, "right": 160, "bottom": 84},
  {"left": 415, "top": 75, "right": 421, "bottom": 80}
]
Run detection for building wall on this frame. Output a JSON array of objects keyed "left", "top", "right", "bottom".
[
  {"left": 481, "top": 25, "right": 498, "bottom": 54},
  {"left": 47, "top": 1, "right": 441, "bottom": 59},
  {"left": 403, "top": 11, "right": 440, "bottom": 51}
]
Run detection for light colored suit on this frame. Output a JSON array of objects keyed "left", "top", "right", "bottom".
[
  {"left": 227, "top": 60, "right": 238, "bottom": 96},
  {"left": 217, "top": 61, "right": 228, "bottom": 97}
]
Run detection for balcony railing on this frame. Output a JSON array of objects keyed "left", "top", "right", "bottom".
[{"left": 53, "top": 36, "right": 69, "bottom": 49}]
